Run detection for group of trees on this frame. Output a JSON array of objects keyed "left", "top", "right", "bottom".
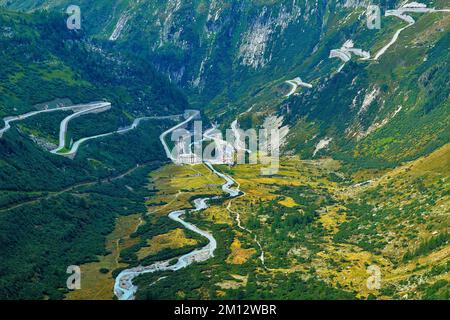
[
  {"left": 403, "top": 233, "right": 449, "bottom": 262},
  {"left": 0, "top": 9, "right": 191, "bottom": 300}
]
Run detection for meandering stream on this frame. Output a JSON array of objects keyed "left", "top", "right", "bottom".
[
  {"left": 113, "top": 162, "right": 239, "bottom": 300},
  {"left": 114, "top": 111, "right": 241, "bottom": 300},
  {"left": 113, "top": 109, "right": 274, "bottom": 299}
]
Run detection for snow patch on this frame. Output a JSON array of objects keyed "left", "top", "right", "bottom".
[
  {"left": 313, "top": 138, "right": 332, "bottom": 157},
  {"left": 358, "top": 87, "right": 380, "bottom": 115}
]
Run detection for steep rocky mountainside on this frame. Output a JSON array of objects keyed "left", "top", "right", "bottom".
[
  {"left": 3, "top": 0, "right": 448, "bottom": 166},
  {"left": 0, "top": 1, "right": 448, "bottom": 301},
  {"left": 1, "top": 1, "right": 395, "bottom": 102}
]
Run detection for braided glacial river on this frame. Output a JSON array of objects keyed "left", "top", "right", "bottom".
[{"left": 114, "top": 162, "right": 239, "bottom": 300}]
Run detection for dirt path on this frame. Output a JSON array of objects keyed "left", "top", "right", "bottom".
[{"left": 0, "top": 162, "right": 158, "bottom": 212}]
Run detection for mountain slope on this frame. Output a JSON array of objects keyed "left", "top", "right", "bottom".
[
  {"left": 0, "top": 8, "right": 189, "bottom": 300},
  {"left": 5, "top": 0, "right": 448, "bottom": 167},
  {"left": 0, "top": 1, "right": 448, "bottom": 301}
]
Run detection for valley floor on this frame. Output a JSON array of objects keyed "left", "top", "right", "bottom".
[{"left": 69, "top": 143, "right": 449, "bottom": 300}]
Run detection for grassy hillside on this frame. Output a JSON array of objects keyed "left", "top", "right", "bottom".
[
  {"left": 0, "top": 9, "right": 187, "bottom": 117},
  {"left": 0, "top": 8, "right": 189, "bottom": 300},
  {"left": 0, "top": 1, "right": 448, "bottom": 301},
  {"left": 124, "top": 145, "right": 447, "bottom": 300},
  {"left": 283, "top": 9, "right": 450, "bottom": 166},
  {"left": 12, "top": 0, "right": 447, "bottom": 166}
]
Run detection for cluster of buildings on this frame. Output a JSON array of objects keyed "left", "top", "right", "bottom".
[{"left": 173, "top": 135, "right": 236, "bottom": 166}]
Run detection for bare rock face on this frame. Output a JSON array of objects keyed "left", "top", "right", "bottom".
[
  {"left": 94, "top": 0, "right": 328, "bottom": 89},
  {"left": 2, "top": 0, "right": 336, "bottom": 99},
  {"left": 238, "top": 3, "right": 303, "bottom": 69}
]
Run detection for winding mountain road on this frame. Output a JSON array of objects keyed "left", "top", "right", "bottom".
[
  {"left": 113, "top": 110, "right": 251, "bottom": 300},
  {"left": 374, "top": 3, "right": 449, "bottom": 60},
  {"left": 0, "top": 102, "right": 105, "bottom": 139},
  {"left": 51, "top": 102, "right": 111, "bottom": 154},
  {"left": 285, "top": 77, "right": 313, "bottom": 97},
  {"left": 1, "top": 99, "right": 183, "bottom": 158},
  {"left": 159, "top": 110, "right": 200, "bottom": 161},
  {"left": 55, "top": 114, "right": 182, "bottom": 158},
  {"left": 329, "top": 40, "right": 370, "bottom": 72}
]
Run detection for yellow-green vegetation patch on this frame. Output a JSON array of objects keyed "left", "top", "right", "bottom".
[
  {"left": 314, "top": 243, "right": 391, "bottom": 299},
  {"left": 319, "top": 205, "right": 347, "bottom": 234},
  {"left": 214, "top": 150, "right": 449, "bottom": 299},
  {"left": 146, "top": 164, "right": 224, "bottom": 217},
  {"left": 226, "top": 238, "right": 257, "bottom": 265},
  {"left": 278, "top": 196, "right": 298, "bottom": 208},
  {"left": 200, "top": 204, "right": 234, "bottom": 225},
  {"left": 137, "top": 228, "right": 198, "bottom": 260}
]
